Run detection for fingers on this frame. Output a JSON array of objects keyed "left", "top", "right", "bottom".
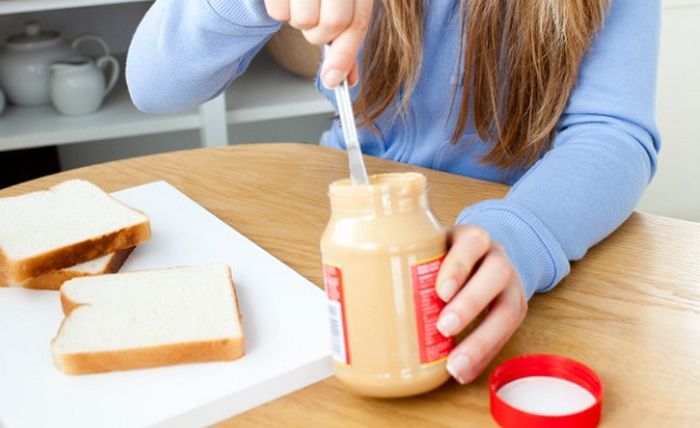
[
  {"left": 435, "top": 226, "right": 491, "bottom": 302},
  {"left": 320, "top": 0, "right": 372, "bottom": 88},
  {"left": 347, "top": 62, "right": 359, "bottom": 86},
  {"left": 289, "top": 0, "right": 320, "bottom": 29},
  {"left": 264, "top": 0, "right": 290, "bottom": 21},
  {"left": 433, "top": 239, "right": 528, "bottom": 385},
  {"left": 302, "top": 0, "right": 354, "bottom": 45},
  {"left": 264, "top": 0, "right": 370, "bottom": 87},
  {"left": 436, "top": 245, "right": 511, "bottom": 337},
  {"left": 446, "top": 281, "right": 527, "bottom": 384}
]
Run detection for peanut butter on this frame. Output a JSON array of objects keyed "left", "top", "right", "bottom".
[{"left": 321, "top": 173, "right": 453, "bottom": 397}]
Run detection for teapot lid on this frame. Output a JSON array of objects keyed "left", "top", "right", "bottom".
[{"left": 7, "top": 21, "right": 60, "bottom": 45}]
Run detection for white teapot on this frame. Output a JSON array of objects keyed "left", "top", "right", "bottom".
[
  {"left": 0, "top": 21, "right": 112, "bottom": 107},
  {"left": 50, "top": 55, "right": 119, "bottom": 116}
]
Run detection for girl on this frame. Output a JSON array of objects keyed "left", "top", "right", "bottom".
[{"left": 126, "top": 1, "right": 660, "bottom": 385}]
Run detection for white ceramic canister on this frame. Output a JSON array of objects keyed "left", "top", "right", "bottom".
[{"left": 49, "top": 55, "right": 119, "bottom": 116}]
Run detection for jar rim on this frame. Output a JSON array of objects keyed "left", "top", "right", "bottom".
[{"left": 329, "top": 172, "right": 426, "bottom": 197}]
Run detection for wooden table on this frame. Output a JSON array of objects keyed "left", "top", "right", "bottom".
[{"left": 2, "top": 143, "right": 699, "bottom": 427}]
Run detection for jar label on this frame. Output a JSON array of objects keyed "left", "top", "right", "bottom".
[
  {"left": 412, "top": 254, "right": 454, "bottom": 365},
  {"left": 323, "top": 264, "right": 350, "bottom": 366}
]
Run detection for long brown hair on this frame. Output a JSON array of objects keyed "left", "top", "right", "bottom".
[{"left": 356, "top": 0, "right": 610, "bottom": 169}]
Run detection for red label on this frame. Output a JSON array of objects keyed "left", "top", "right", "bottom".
[
  {"left": 323, "top": 264, "right": 350, "bottom": 365},
  {"left": 412, "top": 255, "right": 454, "bottom": 364}
]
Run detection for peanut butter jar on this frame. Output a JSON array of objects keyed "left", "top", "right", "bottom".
[{"left": 320, "top": 172, "right": 454, "bottom": 397}]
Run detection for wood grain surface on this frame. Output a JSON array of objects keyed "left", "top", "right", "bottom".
[{"left": 2, "top": 143, "right": 699, "bottom": 427}]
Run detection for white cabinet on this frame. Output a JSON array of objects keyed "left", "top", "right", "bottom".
[{"left": 0, "top": 1, "right": 333, "bottom": 151}]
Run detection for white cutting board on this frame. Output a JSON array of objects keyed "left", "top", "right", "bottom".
[{"left": 0, "top": 181, "right": 333, "bottom": 428}]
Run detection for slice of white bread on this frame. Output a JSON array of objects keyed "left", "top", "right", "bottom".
[
  {"left": 0, "top": 179, "right": 151, "bottom": 283},
  {"left": 52, "top": 264, "right": 244, "bottom": 375},
  {"left": 0, "top": 248, "right": 134, "bottom": 290}
]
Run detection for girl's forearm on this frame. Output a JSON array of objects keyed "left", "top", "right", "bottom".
[{"left": 126, "top": 0, "right": 280, "bottom": 113}]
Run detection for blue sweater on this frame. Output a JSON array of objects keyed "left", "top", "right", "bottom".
[{"left": 126, "top": 1, "right": 661, "bottom": 299}]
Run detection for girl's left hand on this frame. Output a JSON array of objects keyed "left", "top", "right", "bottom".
[{"left": 435, "top": 225, "right": 528, "bottom": 384}]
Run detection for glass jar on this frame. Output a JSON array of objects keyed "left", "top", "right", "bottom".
[{"left": 320, "top": 173, "right": 453, "bottom": 397}]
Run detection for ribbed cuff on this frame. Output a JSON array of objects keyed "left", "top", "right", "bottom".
[
  {"left": 456, "top": 200, "right": 571, "bottom": 300},
  {"left": 208, "top": 0, "right": 279, "bottom": 28}
]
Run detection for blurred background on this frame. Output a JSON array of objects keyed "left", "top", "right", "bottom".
[{"left": 0, "top": 0, "right": 697, "bottom": 222}]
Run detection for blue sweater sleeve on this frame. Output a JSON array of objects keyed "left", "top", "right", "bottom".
[
  {"left": 126, "top": 0, "right": 280, "bottom": 112},
  {"left": 457, "top": 1, "right": 661, "bottom": 299}
]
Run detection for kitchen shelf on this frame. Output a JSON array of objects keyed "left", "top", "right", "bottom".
[
  {"left": 0, "top": 79, "right": 201, "bottom": 151},
  {"left": 0, "top": 0, "right": 333, "bottom": 153},
  {"left": 0, "top": 0, "right": 151, "bottom": 15},
  {"left": 227, "top": 53, "right": 333, "bottom": 125},
  {"left": 0, "top": 53, "right": 331, "bottom": 152}
]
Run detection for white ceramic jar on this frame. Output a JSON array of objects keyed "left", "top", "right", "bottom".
[
  {"left": 50, "top": 56, "right": 119, "bottom": 116},
  {"left": 0, "top": 22, "right": 112, "bottom": 107}
]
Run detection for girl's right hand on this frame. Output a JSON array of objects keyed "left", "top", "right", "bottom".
[{"left": 263, "top": 0, "right": 373, "bottom": 88}]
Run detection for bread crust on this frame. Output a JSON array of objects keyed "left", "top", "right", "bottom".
[
  {"left": 1, "top": 247, "right": 135, "bottom": 290},
  {"left": 1, "top": 221, "right": 150, "bottom": 283},
  {"left": 60, "top": 284, "right": 82, "bottom": 315},
  {"left": 54, "top": 265, "right": 245, "bottom": 375},
  {"left": 52, "top": 337, "right": 244, "bottom": 375},
  {"left": 103, "top": 246, "right": 135, "bottom": 276}
]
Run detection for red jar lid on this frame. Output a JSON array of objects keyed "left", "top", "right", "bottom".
[{"left": 489, "top": 354, "right": 603, "bottom": 428}]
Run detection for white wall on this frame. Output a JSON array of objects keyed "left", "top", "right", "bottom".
[{"left": 637, "top": 0, "right": 700, "bottom": 222}]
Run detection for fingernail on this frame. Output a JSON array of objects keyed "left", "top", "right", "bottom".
[
  {"left": 446, "top": 354, "right": 471, "bottom": 384},
  {"left": 437, "top": 311, "right": 460, "bottom": 336},
  {"left": 323, "top": 69, "right": 343, "bottom": 88},
  {"left": 437, "top": 279, "right": 458, "bottom": 302}
]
